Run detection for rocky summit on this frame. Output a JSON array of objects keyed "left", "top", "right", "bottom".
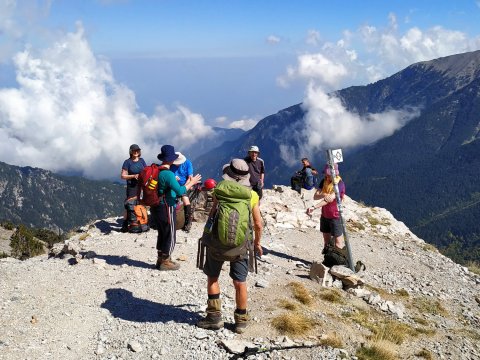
[{"left": 1, "top": 186, "right": 479, "bottom": 360}]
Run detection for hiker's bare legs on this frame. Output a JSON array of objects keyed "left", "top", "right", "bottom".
[
  {"left": 335, "top": 235, "right": 345, "bottom": 249},
  {"left": 233, "top": 280, "right": 247, "bottom": 309},
  {"left": 322, "top": 232, "right": 344, "bottom": 249},
  {"left": 207, "top": 276, "right": 220, "bottom": 295},
  {"left": 322, "top": 232, "right": 330, "bottom": 247}
]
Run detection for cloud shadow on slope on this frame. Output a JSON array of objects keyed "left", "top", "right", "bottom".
[{"left": 101, "top": 288, "right": 200, "bottom": 324}]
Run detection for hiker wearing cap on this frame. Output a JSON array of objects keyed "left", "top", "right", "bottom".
[
  {"left": 170, "top": 152, "right": 195, "bottom": 232},
  {"left": 244, "top": 145, "right": 265, "bottom": 200},
  {"left": 151, "top": 145, "right": 202, "bottom": 271},
  {"left": 306, "top": 163, "right": 347, "bottom": 266},
  {"left": 120, "top": 144, "right": 147, "bottom": 231},
  {"left": 197, "top": 158, "right": 263, "bottom": 334}
]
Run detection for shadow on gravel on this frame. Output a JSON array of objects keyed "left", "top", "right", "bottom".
[
  {"left": 94, "top": 219, "right": 121, "bottom": 234},
  {"left": 101, "top": 288, "right": 199, "bottom": 324},
  {"left": 263, "top": 247, "right": 311, "bottom": 266},
  {"left": 96, "top": 254, "right": 153, "bottom": 269}
]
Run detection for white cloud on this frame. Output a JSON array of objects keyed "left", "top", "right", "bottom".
[
  {"left": 278, "top": 53, "right": 349, "bottom": 89},
  {"left": 306, "top": 29, "right": 320, "bottom": 46},
  {"left": 266, "top": 35, "right": 281, "bottom": 44},
  {"left": 277, "top": 14, "right": 480, "bottom": 165},
  {"left": 214, "top": 116, "right": 228, "bottom": 125},
  {"left": 300, "top": 83, "right": 420, "bottom": 152},
  {"left": 0, "top": 24, "right": 213, "bottom": 179},
  {"left": 228, "top": 117, "right": 259, "bottom": 131},
  {"left": 281, "top": 15, "right": 480, "bottom": 88}
]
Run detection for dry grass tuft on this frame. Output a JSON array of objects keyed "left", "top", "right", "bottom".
[
  {"left": 348, "top": 308, "right": 420, "bottom": 345},
  {"left": 79, "top": 233, "right": 90, "bottom": 241},
  {"left": 318, "top": 288, "right": 344, "bottom": 304},
  {"left": 356, "top": 340, "right": 397, "bottom": 360},
  {"left": 348, "top": 221, "right": 366, "bottom": 232},
  {"left": 371, "top": 320, "right": 418, "bottom": 345},
  {"left": 271, "top": 312, "right": 315, "bottom": 336},
  {"left": 412, "top": 316, "right": 429, "bottom": 326},
  {"left": 278, "top": 299, "right": 299, "bottom": 311},
  {"left": 394, "top": 289, "right": 409, "bottom": 297},
  {"left": 412, "top": 297, "right": 448, "bottom": 317},
  {"left": 466, "top": 261, "right": 480, "bottom": 275},
  {"left": 289, "top": 282, "right": 313, "bottom": 305},
  {"left": 415, "top": 348, "right": 434, "bottom": 360},
  {"left": 319, "top": 332, "right": 343, "bottom": 349},
  {"left": 422, "top": 243, "right": 437, "bottom": 252}
]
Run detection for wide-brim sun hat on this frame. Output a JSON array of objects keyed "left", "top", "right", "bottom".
[
  {"left": 324, "top": 163, "right": 339, "bottom": 176},
  {"left": 173, "top": 152, "right": 187, "bottom": 165},
  {"left": 157, "top": 145, "right": 179, "bottom": 163},
  {"left": 222, "top": 158, "right": 251, "bottom": 187}
]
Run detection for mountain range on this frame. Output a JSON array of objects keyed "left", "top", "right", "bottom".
[
  {"left": 0, "top": 161, "right": 124, "bottom": 232},
  {"left": 0, "top": 51, "right": 478, "bottom": 263},
  {"left": 195, "top": 50, "right": 480, "bottom": 263}
]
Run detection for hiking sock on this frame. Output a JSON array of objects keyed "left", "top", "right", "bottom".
[
  {"left": 234, "top": 309, "right": 249, "bottom": 334},
  {"left": 197, "top": 296, "right": 223, "bottom": 330}
]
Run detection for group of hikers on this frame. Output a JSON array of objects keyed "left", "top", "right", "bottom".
[{"left": 120, "top": 143, "right": 346, "bottom": 334}]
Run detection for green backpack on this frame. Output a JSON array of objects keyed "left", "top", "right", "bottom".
[{"left": 204, "top": 180, "right": 253, "bottom": 261}]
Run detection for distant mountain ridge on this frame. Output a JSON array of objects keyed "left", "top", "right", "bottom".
[
  {"left": 195, "top": 50, "right": 480, "bottom": 263},
  {"left": 0, "top": 161, "right": 124, "bottom": 232}
]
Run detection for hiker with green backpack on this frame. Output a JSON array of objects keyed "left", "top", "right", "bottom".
[{"left": 196, "top": 158, "right": 263, "bottom": 334}]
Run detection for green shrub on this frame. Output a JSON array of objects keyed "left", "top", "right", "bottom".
[{"left": 10, "top": 225, "right": 45, "bottom": 260}]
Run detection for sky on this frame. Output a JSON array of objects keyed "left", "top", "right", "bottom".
[{"left": 1, "top": 0, "right": 480, "bottom": 178}]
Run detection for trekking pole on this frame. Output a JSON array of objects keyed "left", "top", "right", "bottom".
[{"left": 326, "top": 149, "right": 355, "bottom": 272}]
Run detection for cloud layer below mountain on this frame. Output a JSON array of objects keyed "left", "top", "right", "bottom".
[{"left": 0, "top": 25, "right": 214, "bottom": 179}]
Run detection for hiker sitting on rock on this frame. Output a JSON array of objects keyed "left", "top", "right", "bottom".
[
  {"left": 291, "top": 157, "right": 319, "bottom": 208},
  {"left": 151, "top": 145, "right": 201, "bottom": 271},
  {"left": 197, "top": 158, "right": 263, "bottom": 334},
  {"left": 306, "top": 163, "right": 347, "bottom": 267}
]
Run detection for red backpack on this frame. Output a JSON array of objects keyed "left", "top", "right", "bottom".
[{"left": 137, "top": 164, "right": 168, "bottom": 206}]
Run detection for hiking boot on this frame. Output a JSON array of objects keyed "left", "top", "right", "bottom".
[
  {"left": 158, "top": 254, "right": 180, "bottom": 271},
  {"left": 197, "top": 298, "right": 224, "bottom": 330},
  {"left": 234, "top": 311, "right": 249, "bottom": 334}
]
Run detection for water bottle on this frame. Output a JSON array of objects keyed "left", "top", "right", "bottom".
[{"left": 204, "top": 216, "right": 214, "bottom": 234}]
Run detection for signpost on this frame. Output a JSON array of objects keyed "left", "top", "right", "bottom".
[{"left": 326, "top": 149, "right": 355, "bottom": 271}]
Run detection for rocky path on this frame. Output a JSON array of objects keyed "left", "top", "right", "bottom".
[{"left": 1, "top": 188, "right": 479, "bottom": 359}]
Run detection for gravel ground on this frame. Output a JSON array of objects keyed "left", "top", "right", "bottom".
[{"left": 1, "top": 190, "right": 479, "bottom": 360}]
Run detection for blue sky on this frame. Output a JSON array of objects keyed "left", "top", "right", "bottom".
[{"left": 0, "top": 0, "right": 480, "bottom": 178}]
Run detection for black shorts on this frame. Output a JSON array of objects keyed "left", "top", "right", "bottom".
[
  {"left": 203, "top": 251, "right": 249, "bottom": 282},
  {"left": 320, "top": 216, "right": 343, "bottom": 237}
]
